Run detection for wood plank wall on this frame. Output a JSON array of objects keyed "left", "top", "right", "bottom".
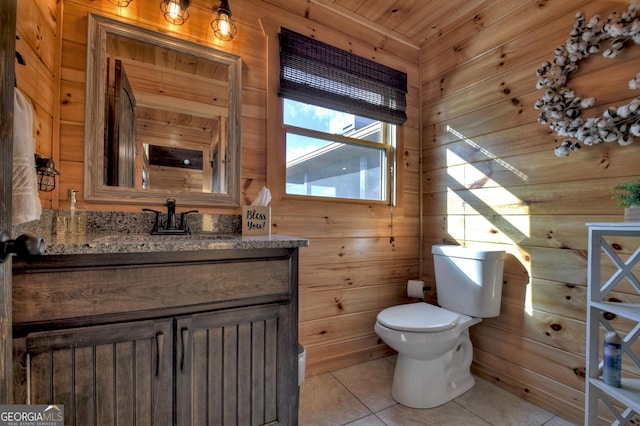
[
  {"left": 16, "top": 0, "right": 421, "bottom": 391},
  {"left": 19, "top": 0, "right": 640, "bottom": 422},
  {"left": 421, "top": 0, "right": 640, "bottom": 423}
]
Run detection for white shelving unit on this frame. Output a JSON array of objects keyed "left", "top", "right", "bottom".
[{"left": 586, "top": 223, "right": 640, "bottom": 425}]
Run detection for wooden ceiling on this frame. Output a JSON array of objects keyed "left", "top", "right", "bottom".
[
  {"left": 261, "top": 0, "right": 639, "bottom": 48},
  {"left": 260, "top": 0, "right": 488, "bottom": 48}
]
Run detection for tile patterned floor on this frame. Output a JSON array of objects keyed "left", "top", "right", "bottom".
[{"left": 299, "top": 356, "right": 577, "bottom": 426}]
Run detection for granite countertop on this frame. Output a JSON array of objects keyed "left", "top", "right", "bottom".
[
  {"left": 14, "top": 210, "right": 308, "bottom": 256},
  {"left": 42, "top": 233, "right": 309, "bottom": 256}
]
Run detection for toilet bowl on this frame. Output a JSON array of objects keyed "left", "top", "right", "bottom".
[
  {"left": 375, "top": 302, "right": 480, "bottom": 408},
  {"left": 374, "top": 245, "right": 504, "bottom": 409}
]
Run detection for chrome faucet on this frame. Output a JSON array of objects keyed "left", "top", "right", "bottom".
[{"left": 143, "top": 198, "right": 198, "bottom": 235}]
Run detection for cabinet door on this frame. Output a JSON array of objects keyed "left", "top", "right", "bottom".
[
  {"left": 15, "top": 320, "right": 172, "bottom": 426},
  {"left": 176, "top": 304, "right": 295, "bottom": 426}
]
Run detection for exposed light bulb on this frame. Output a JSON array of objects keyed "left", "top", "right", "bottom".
[
  {"left": 211, "top": 0, "right": 237, "bottom": 41},
  {"left": 219, "top": 18, "right": 231, "bottom": 37},
  {"left": 168, "top": 1, "right": 180, "bottom": 19},
  {"left": 160, "top": 0, "right": 190, "bottom": 25}
]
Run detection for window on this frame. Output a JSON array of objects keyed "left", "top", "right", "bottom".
[
  {"left": 278, "top": 28, "right": 407, "bottom": 203},
  {"left": 284, "top": 99, "right": 395, "bottom": 202}
]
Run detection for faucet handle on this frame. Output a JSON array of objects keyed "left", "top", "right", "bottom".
[
  {"left": 179, "top": 210, "right": 199, "bottom": 234},
  {"left": 142, "top": 208, "right": 162, "bottom": 233}
]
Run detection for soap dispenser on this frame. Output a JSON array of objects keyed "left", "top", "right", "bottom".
[{"left": 68, "top": 189, "right": 86, "bottom": 236}]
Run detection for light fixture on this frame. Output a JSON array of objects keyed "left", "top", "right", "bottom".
[
  {"left": 108, "top": 0, "right": 134, "bottom": 6},
  {"left": 34, "top": 154, "right": 60, "bottom": 192},
  {"left": 211, "top": 0, "right": 237, "bottom": 41},
  {"left": 161, "top": 0, "right": 190, "bottom": 25}
]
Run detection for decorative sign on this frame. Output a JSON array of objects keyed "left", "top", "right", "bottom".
[
  {"left": 535, "top": 5, "right": 640, "bottom": 156},
  {"left": 242, "top": 206, "right": 271, "bottom": 236}
]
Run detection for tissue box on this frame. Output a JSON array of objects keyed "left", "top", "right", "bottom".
[{"left": 242, "top": 206, "right": 271, "bottom": 236}]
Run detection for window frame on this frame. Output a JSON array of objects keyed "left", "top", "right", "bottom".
[{"left": 281, "top": 99, "right": 397, "bottom": 205}]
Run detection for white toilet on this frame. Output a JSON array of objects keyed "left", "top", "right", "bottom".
[{"left": 374, "top": 244, "right": 505, "bottom": 409}]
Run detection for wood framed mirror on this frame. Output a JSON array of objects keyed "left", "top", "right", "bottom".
[{"left": 84, "top": 13, "right": 241, "bottom": 207}]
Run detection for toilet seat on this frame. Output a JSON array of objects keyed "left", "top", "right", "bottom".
[{"left": 377, "top": 302, "right": 459, "bottom": 332}]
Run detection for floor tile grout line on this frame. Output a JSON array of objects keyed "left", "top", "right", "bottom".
[
  {"left": 373, "top": 413, "right": 391, "bottom": 426},
  {"left": 328, "top": 368, "right": 403, "bottom": 426},
  {"left": 329, "top": 370, "right": 376, "bottom": 418},
  {"left": 452, "top": 399, "right": 496, "bottom": 425}
]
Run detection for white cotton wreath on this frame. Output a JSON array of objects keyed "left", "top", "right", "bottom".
[{"left": 534, "top": 6, "right": 640, "bottom": 157}]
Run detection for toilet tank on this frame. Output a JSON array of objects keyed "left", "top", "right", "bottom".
[{"left": 432, "top": 245, "right": 505, "bottom": 318}]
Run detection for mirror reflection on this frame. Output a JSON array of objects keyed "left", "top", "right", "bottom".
[
  {"left": 85, "top": 14, "right": 241, "bottom": 206},
  {"left": 105, "top": 33, "right": 229, "bottom": 192}
]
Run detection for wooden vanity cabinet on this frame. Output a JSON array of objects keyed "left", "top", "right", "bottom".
[
  {"left": 176, "top": 304, "right": 290, "bottom": 425},
  {"left": 12, "top": 247, "right": 300, "bottom": 426},
  {"left": 14, "top": 319, "right": 174, "bottom": 425}
]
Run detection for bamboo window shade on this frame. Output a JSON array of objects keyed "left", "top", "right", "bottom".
[{"left": 278, "top": 28, "right": 408, "bottom": 125}]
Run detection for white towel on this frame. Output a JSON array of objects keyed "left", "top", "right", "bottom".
[{"left": 12, "top": 88, "right": 42, "bottom": 225}]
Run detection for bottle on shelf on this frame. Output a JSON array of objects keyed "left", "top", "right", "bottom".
[{"left": 603, "top": 330, "right": 622, "bottom": 388}]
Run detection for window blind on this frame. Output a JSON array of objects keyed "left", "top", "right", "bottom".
[{"left": 278, "top": 28, "right": 407, "bottom": 125}]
